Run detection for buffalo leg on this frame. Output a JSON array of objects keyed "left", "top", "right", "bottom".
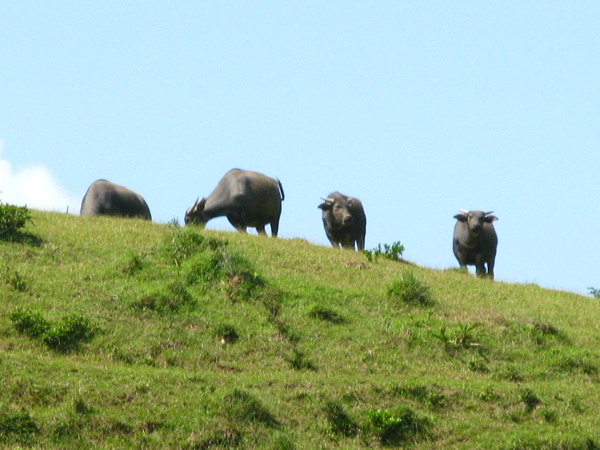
[
  {"left": 270, "top": 220, "right": 279, "bottom": 238},
  {"left": 256, "top": 226, "right": 267, "bottom": 236}
]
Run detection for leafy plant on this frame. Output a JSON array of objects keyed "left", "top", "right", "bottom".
[
  {"left": 588, "top": 287, "right": 600, "bottom": 298},
  {"left": 387, "top": 271, "right": 432, "bottom": 306},
  {"left": 10, "top": 308, "right": 51, "bottom": 338},
  {"left": 42, "top": 315, "right": 97, "bottom": 353},
  {"left": 10, "top": 309, "right": 97, "bottom": 353},
  {"left": 363, "top": 241, "right": 405, "bottom": 262},
  {"left": 366, "top": 406, "right": 432, "bottom": 446},
  {"left": 0, "top": 203, "right": 33, "bottom": 237}
]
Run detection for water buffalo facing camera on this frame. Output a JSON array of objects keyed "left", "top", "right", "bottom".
[
  {"left": 453, "top": 209, "right": 498, "bottom": 279},
  {"left": 185, "top": 169, "right": 284, "bottom": 237},
  {"left": 318, "top": 192, "right": 366, "bottom": 251}
]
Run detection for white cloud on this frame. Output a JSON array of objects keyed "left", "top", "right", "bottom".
[{"left": 0, "top": 143, "right": 80, "bottom": 213}]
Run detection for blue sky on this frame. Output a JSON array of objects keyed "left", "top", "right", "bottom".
[{"left": 1, "top": 2, "right": 598, "bottom": 295}]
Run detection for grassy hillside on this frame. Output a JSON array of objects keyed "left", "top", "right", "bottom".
[{"left": 1, "top": 211, "right": 599, "bottom": 449}]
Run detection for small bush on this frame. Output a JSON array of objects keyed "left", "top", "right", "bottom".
[
  {"left": 0, "top": 203, "right": 33, "bottom": 236},
  {"left": 42, "top": 315, "right": 97, "bottom": 353},
  {"left": 10, "top": 309, "right": 97, "bottom": 353},
  {"left": 322, "top": 401, "right": 358, "bottom": 437},
  {"left": 363, "top": 241, "right": 405, "bottom": 262},
  {"left": 10, "top": 308, "right": 51, "bottom": 338},
  {"left": 366, "top": 406, "right": 432, "bottom": 446},
  {"left": 388, "top": 271, "right": 432, "bottom": 306},
  {"left": 588, "top": 287, "right": 600, "bottom": 298}
]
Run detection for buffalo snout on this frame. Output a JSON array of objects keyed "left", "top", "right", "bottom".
[{"left": 343, "top": 214, "right": 353, "bottom": 225}]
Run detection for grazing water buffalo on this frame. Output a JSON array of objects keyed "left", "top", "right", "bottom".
[
  {"left": 80, "top": 180, "right": 152, "bottom": 220},
  {"left": 185, "top": 169, "right": 285, "bottom": 237},
  {"left": 453, "top": 210, "right": 498, "bottom": 279},
  {"left": 318, "top": 192, "right": 366, "bottom": 251}
]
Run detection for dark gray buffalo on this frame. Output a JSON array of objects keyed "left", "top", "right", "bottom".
[
  {"left": 80, "top": 179, "right": 152, "bottom": 220},
  {"left": 453, "top": 209, "right": 498, "bottom": 279},
  {"left": 318, "top": 192, "right": 366, "bottom": 251},
  {"left": 185, "top": 169, "right": 285, "bottom": 237}
]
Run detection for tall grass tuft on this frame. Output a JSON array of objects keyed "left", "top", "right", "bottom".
[{"left": 387, "top": 271, "right": 432, "bottom": 306}]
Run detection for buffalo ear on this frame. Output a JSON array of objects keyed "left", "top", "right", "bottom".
[
  {"left": 485, "top": 215, "right": 498, "bottom": 223},
  {"left": 318, "top": 202, "right": 331, "bottom": 211},
  {"left": 454, "top": 214, "right": 467, "bottom": 222}
]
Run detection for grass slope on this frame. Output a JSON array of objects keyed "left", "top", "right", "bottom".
[{"left": 1, "top": 211, "right": 599, "bottom": 449}]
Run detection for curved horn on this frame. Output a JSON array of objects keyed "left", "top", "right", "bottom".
[
  {"left": 484, "top": 210, "right": 494, "bottom": 215},
  {"left": 321, "top": 197, "right": 335, "bottom": 203},
  {"left": 458, "top": 209, "right": 469, "bottom": 214}
]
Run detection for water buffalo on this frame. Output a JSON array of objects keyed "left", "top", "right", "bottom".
[
  {"left": 80, "top": 179, "right": 152, "bottom": 220},
  {"left": 185, "top": 169, "right": 285, "bottom": 237},
  {"left": 453, "top": 209, "right": 498, "bottom": 279},
  {"left": 318, "top": 192, "right": 366, "bottom": 251}
]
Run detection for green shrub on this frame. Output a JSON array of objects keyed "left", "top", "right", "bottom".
[
  {"left": 387, "top": 271, "right": 432, "bottom": 306},
  {"left": 0, "top": 203, "right": 33, "bottom": 236},
  {"left": 588, "top": 287, "right": 600, "bottom": 298},
  {"left": 363, "top": 241, "right": 405, "bottom": 262},
  {"left": 366, "top": 406, "right": 432, "bottom": 445},
  {"left": 42, "top": 315, "right": 97, "bottom": 353},
  {"left": 10, "top": 309, "right": 97, "bottom": 353},
  {"left": 10, "top": 308, "right": 51, "bottom": 338}
]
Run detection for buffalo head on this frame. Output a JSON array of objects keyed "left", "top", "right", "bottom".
[
  {"left": 454, "top": 210, "right": 497, "bottom": 236},
  {"left": 319, "top": 195, "right": 357, "bottom": 227},
  {"left": 185, "top": 197, "right": 207, "bottom": 225}
]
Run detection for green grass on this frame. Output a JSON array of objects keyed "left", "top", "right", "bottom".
[{"left": 1, "top": 211, "right": 599, "bottom": 448}]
